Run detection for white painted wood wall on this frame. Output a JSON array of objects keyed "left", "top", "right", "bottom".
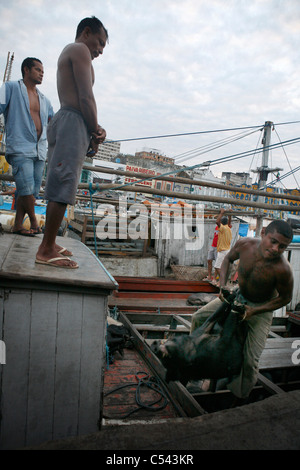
[
  {"left": 286, "top": 243, "right": 300, "bottom": 311},
  {"left": 0, "top": 287, "right": 108, "bottom": 449},
  {"left": 0, "top": 234, "right": 118, "bottom": 450},
  {"left": 155, "top": 219, "right": 240, "bottom": 275}
]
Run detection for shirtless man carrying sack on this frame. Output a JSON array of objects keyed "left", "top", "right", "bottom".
[{"left": 190, "top": 219, "right": 294, "bottom": 401}]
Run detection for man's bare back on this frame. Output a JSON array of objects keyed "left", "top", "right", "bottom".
[{"left": 57, "top": 43, "right": 94, "bottom": 112}]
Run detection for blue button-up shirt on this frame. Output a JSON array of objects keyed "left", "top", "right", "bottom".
[{"left": 0, "top": 79, "right": 54, "bottom": 161}]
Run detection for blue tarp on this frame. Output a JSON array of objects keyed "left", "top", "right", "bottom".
[
  {"left": 0, "top": 201, "right": 47, "bottom": 215},
  {"left": 238, "top": 223, "right": 249, "bottom": 237}
]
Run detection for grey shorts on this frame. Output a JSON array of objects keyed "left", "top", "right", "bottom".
[
  {"left": 44, "top": 107, "right": 90, "bottom": 205},
  {"left": 207, "top": 246, "right": 217, "bottom": 261}
]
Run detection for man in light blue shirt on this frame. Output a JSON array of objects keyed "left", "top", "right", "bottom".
[{"left": 0, "top": 57, "right": 54, "bottom": 236}]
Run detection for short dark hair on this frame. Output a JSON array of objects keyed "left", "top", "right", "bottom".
[
  {"left": 265, "top": 220, "right": 293, "bottom": 240},
  {"left": 75, "top": 16, "right": 108, "bottom": 41},
  {"left": 221, "top": 216, "right": 228, "bottom": 225},
  {"left": 21, "top": 57, "right": 42, "bottom": 78}
]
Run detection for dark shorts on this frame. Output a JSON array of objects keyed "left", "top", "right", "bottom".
[{"left": 44, "top": 107, "right": 90, "bottom": 205}]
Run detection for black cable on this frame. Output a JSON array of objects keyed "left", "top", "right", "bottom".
[
  {"left": 105, "top": 124, "right": 264, "bottom": 143},
  {"left": 103, "top": 371, "right": 169, "bottom": 420},
  {"left": 174, "top": 128, "right": 262, "bottom": 164},
  {"left": 104, "top": 135, "right": 300, "bottom": 193},
  {"left": 105, "top": 120, "right": 300, "bottom": 144},
  {"left": 266, "top": 165, "right": 300, "bottom": 187},
  {"left": 274, "top": 128, "right": 300, "bottom": 190}
]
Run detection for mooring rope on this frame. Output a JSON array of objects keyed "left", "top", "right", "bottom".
[{"left": 88, "top": 182, "right": 101, "bottom": 257}]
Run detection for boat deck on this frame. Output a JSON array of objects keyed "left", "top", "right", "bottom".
[
  {"left": 104, "top": 276, "right": 300, "bottom": 419},
  {"left": 108, "top": 275, "right": 219, "bottom": 313},
  {"left": 103, "top": 347, "right": 184, "bottom": 424}
]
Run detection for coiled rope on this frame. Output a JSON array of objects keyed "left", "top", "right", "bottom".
[{"left": 103, "top": 371, "right": 169, "bottom": 420}]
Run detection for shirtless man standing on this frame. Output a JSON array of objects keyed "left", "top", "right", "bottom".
[
  {"left": 36, "top": 16, "right": 108, "bottom": 268},
  {"left": 0, "top": 57, "right": 54, "bottom": 236},
  {"left": 190, "top": 219, "right": 294, "bottom": 400}
]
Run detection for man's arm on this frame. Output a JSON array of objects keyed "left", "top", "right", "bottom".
[
  {"left": 0, "top": 83, "right": 10, "bottom": 114},
  {"left": 71, "top": 44, "right": 107, "bottom": 155},
  {"left": 216, "top": 208, "right": 225, "bottom": 227},
  {"left": 219, "top": 240, "right": 241, "bottom": 290}
]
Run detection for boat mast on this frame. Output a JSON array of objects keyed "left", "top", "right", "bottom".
[
  {"left": 2, "top": 52, "right": 14, "bottom": 83},
  {"left": 254, "top": 121, "right": 282, "bottom": 237},
  {"left": 1, "top": 52, "right": 15, "bottom": 155}
]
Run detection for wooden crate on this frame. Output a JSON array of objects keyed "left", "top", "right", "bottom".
[{"left": 69, "top": 213, "right": 149, "bottom": 256}]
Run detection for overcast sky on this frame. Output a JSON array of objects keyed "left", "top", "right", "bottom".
[{"left": 1, "top": 0, "right": 299, "bottom": 188}]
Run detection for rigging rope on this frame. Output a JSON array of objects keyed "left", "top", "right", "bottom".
[
  {"left": 102, "top": 136, "right": 300, "bottom": 193},
  {"left": 248, "top": 131, "right": 263, "bottom": 174},
  {"left": 105, "top": 120, "right": 300, "bottom": 144},
  {"left": 274, "top": 128, "right": 300, "bottom": 190},
  {"left": 174, "top": 128, "right": 262, "bottom": 164},
  {"left": 266, "top": 165, "right": 300, "bottom": 188},
  {"left": 88, "top": 182, "right": 101, "bottom": 257}
]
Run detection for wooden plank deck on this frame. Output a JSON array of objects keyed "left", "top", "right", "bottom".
[
  {"left": 114, "top": 276, "right": 219, "bottom": 293},
  {"left": 108, "top": 295, "right": 201, "bottom": 313},
  {"left": 108, "top": 278, "right": 218, "bottom": 313},
  {"left": 123, "top": 312, "right": 298, "bottom": 372},
  {"left": 0, "top": 233, "right": 118, "bottom": 292}
]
